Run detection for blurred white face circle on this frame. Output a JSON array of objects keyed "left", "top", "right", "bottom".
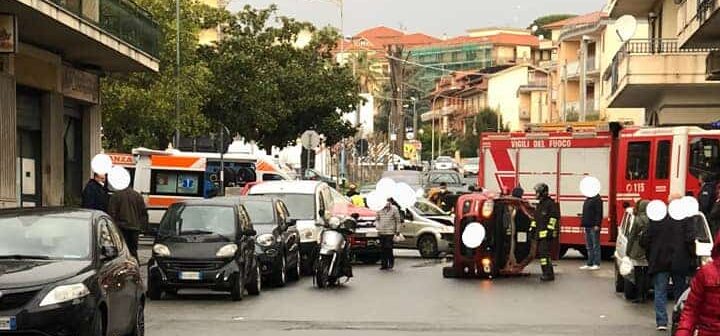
[
  {"left": 668, "top": 199, "right": 687, "bottom": 221},
  {"left": 107, "top": 166, "right": 131, "bottom": 191},
  {"left": 91, "top": 154, "right": 113, "bottom": 175},
  {"left": 366, "top": 191, "right": 386, "bottom": 211},
  {"left": 462, "top": 223, "right": 486, "bottom": 249},
  {"left": 376, "top": 178, "right": 397, "bottom": 199},
  {"left": 681, "top": 196, "right": 699, "bottom": 218},
  {"left": 646, "top": 200, "right": 667, "bottom": 222},
  {"left": 579, "top": 176, "right": 601, "bottom": 198}
]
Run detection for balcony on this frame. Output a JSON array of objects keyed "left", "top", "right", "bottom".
[
  {"left": 607, "top": 0, "right": 656, "bottom": 18},
  {"left": 606, "top": 38, "right": 720, "bottom": 109},
  {"left": 1, "top": 0, "right": 159, "bottom": 71},
  {"left": 518, "top": 79, "right": 548, "bottom": 92},
  {"left": 678, "top": 0, "right": 720, "bottom": 49},
  {"left": 564, "top": 100, "right": 599, "bottom": 121},
  {"left": 562, "top": 57, "right": 598, "bottom": 79}
]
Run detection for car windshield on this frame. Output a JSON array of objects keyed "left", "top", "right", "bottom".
[
  {"left": 159, "top": 205, "right": 236, "bottom": 238},
  {"left": 414, "top": 200, "right": 446, "bottom": 216},
  {"left": 255, "top": 193, "right": 315, "bottom": 220},
  {"left": 437, "top": 157, "right": 453, "bottom": 162},
  {"left": 464, "top": 158, "right": 479, "bottom": 164},
  {"left": 428, "top": 173, "right": 461, "bottom": 185},
  {"left": 243, "top": 200, "right": 275, "bottom": 224},
  {"left": 0, "top": 215, "right": 91, "bottom": 260}
]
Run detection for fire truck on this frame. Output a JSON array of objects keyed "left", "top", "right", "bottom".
[{"left": 479, "top": 122, "right": 720, "bottom": 258}]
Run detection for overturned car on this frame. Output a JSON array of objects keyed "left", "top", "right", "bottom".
[{"left": 443, "top": 193, "right": 537, "bottom": 278}]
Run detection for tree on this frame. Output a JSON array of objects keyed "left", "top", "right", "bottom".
[
  {"left": 528, "top": 14, "right": 577, "bottom": 39},
  {"left": 457, "top": 108, "right": 502, "bottom": 158},
  {"left": 349, "top": 51, "right": 383, "bottom": 94},
  {"left": 201, "top": 5, "right": 359, "bottom": 149},
  {"left": 101, "top": 0, "right": 228, "bottom": 152}
]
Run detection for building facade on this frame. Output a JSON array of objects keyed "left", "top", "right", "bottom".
[{"left": 0, "top": 0, "right": 159, "bottom": 208}]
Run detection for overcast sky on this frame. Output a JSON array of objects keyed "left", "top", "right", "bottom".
[{"left": 227, "top": 0, "right": 607, "bottom": 37}]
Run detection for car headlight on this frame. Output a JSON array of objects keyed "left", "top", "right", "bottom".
[
  {"left": 482, "top": 200, "right": 494, "bottom": 218},
  {"left": 256, "top": 234, "right": 274, "bottom": 247},
  {"left": 39, "top": 283, "right": 90, "bottom": 307},
  {"left": 216, "top": 244, "right": 238, "bottom": 258},
  {"left": 153, "top": 244, "right": 171, "bottom": 257}
]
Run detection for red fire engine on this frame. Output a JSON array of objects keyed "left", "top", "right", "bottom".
[{"left": 479, "top": 122, "right": 720, "bottom": 258}]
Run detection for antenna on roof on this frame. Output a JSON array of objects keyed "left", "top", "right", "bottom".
[{"left": 615, "top": 15, "right": 637, "bottom": 42}]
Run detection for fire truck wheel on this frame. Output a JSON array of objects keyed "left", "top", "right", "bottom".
[
  {"left": 601, "top": 247, "right": 615, "bottom": 261},
  {"left": 614, "top": 265, "right": 625, "bottom": 293}
]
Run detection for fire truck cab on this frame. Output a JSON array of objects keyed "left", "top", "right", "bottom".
[{"left": 479, "top": 123, "right": 720, "bottom": 258}]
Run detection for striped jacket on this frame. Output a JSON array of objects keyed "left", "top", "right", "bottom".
[{"left": 375, "top": 205, "right": 400, "bottom": 236}]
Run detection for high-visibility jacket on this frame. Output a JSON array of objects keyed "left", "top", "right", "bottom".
[
  {"left": 350, "top": 194, "right": 366, "bottom": 207},
  {"left": 531, "top": 197, "right": 560, "bottom": 240}
]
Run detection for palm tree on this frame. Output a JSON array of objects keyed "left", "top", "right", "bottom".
[{"left": 350, "top": 51, "right": 383, "bottom": 94}]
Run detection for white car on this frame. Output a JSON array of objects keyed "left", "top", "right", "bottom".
[
  {"left": 396, "top": 198, "right": 455, "bottom": 258},
  {"left": 462, "top": 157, "right": 479, "bottom": 176},
  {"left": 433, "top": 156, "right": 458, "bottom": 171}
]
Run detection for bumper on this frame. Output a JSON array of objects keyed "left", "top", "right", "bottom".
[
  {"left": 149, "top": 257, "right": 239, "bottom": 290},
  {"left": 256, "top": 249, "right": 282, "bottom": 276},
  {"left": 349, "top": 235, "right": 381, "bottom": 257},
  {"left": 439, "top": 233, "right": 454, "bottom": 252},
  {"left": 1, "top": 297, "right": 96, "bottom": 335}
]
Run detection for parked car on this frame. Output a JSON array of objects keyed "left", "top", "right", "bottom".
[
  {"left": 0, "top": 208, "right": 145, "bottom": 335},
  {"left": 304, "top": 169, "right": 337, "bottom": 188},
  {"left": 248, "top": 181, "right": 374, "bottom": 274},
  {"left": 433, "top": 156, "right": 458, "bottom": 171},
  {"left": 241, "top": 196, "right": 301, "bottom": 286},
  {"left": 462, "top": 157, "right": 479, "bottom": 176},
  {"left": 147, "top": 198, "right": 261, "bottom": 301},
  {"left": 424, "top": 170, "right": 467, "bottom": 193},
  {"left": 614, "top": 210, "right": 714, "bottom": 301},
  {"left": 397, "top": 199, "right": 455, "bottom": 258}
]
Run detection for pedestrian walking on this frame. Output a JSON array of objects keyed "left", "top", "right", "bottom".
[
  {"left": 676, "top": 232, "right": 720, "bottom": 336},
  {"left": 376, "top": 198, "right": 401, "bottom": 270},
  {"left": 346, "top": 184, "right": 359, "bottom": 198},
  {"left": 108, "top": 186, "right": 148, "bottom": 260},
  {"left": 626, "top": 200, "right": 650, "bottom": 303},
  {"left": 81, "top": 173, "right": 110, "bottom": 212},
  {"left": 580, "top": 190, "right": 603, "bottom": 270},
  {"left": 640, "top": 203, "right": 696, "bottom": 331},
  {"left": 699, "top": 174, "right": 716, "bottom": 218},
  {"left": 532, "top": 183, "right": 559, "bottom": 282}
]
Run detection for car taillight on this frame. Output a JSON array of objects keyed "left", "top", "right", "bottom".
[{"left": 482, "top": 200, "right": 494, "bottom": 218}]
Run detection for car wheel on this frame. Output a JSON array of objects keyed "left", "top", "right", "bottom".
[
  {"left": 273, "top": 256, "right": 287, "bottom": 287},
  {"left": 559, "top": 246, "right": 570, "bottom": 259},
  {"left": 614, "top": 266, "right": 625, "bottom": 293},
  {"left": 624, "top": 278, "right": 638, "bottom": 301},
  {"left": 230, "top": 273, "right": 244, "bottom": 301},
  {"left": 418, "top": 234, "right": 439, "bottom": 259},
  {"left": 81, "top": 308, "right": 104, "bottom": 336},
  {"left": 288, "top": 250, "right": 301, "bottom": 281},
  {"left": 246, "top": 263, "right": 261, "bottom": 296},
  {"left": 147, "top": 278, "right": 162, "bottom": 301},
  {"left": 315, "top": 257, "right": 330, "bottom": 288},
  {"left": 130, "top": 300, "right": 145, "bottom": 336}
]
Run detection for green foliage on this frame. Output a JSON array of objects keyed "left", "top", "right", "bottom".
[
  {"left": 101, "top": 0, "right": 227, "bottom": 152},
  {"left": 528, "top": 14, "right": 577, "bottom": 39},
  {"left": 458, "top": 108, "right": 502, "bottom": 158},
  {"left": 201, "top": 5, "right": 359, "bottom": 148}
]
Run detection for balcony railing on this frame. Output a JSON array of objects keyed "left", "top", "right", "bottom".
[
  {"left": 697, "top": 0, "right": 717, "bottom": 22},
  {"left": 50, "top": 0, "right": 159, "bottom": 58}
]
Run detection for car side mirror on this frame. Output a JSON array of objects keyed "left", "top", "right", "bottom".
[
  {"left": 101, "top": 245, "right": 119, "bottom": 261},
  {"left": 243, "top": 229, "right": 257, "bottom": 237},
  {"left": 318, "top": 209, "right": 325, "bottom": 218}
]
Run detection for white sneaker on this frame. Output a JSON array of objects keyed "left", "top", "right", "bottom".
[
  {"left": 579, "top": 265, "right": 592, "bottom": 270},
  {"left": 656, "top": 326, "right": 667, "bottom": 331},
  {"left": 589, "top": 265, "right": 600, "bottom": 271}
]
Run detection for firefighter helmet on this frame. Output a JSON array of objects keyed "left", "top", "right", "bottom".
[{"left": 534, "top": 183, "right": 549, "bottom": 199}]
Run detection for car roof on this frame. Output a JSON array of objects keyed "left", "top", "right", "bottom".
[
  {"left": 0, "top": 207, "right": 96, "bottom": 220},
  {"left": 248, "top": 180, "right": 324, "bottom": 195},
  {"left": 178, "top": 198, "right": 243, "bottom": 207}
]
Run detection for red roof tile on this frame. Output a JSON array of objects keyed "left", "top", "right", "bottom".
[
  {"left": 429, "top": 33, "right": 538, "bottom": 47},
  {"left": 543, "top": 11, "right": 608, "bottom": 29},
  {"left": 354, "top": 26, "right": 404, "bottom": 39}
]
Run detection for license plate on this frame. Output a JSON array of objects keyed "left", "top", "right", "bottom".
[
  {"left": 179, "top": 272, "right": 201, "bottom": 280},
  {"left": 0, "top": 317, "right": 16, "bottom": 331}
]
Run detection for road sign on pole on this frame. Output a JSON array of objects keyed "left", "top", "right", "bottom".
[{"left": 301, "top": 130, "right": 320, "bottom": 150}]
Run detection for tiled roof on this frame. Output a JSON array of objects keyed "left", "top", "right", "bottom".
[
  {"left": 355, "top": 26, "right": 404, "bottom": 39},
  {"left": 543, "top": 11, "right": 608, "bottom": 29},
  {"left": 431, "top": 33, "right": 539, "bottom": 47}
]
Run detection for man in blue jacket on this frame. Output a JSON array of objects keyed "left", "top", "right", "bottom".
[{"left": 581, "top": 192, "right": 603, "bottom": 270}]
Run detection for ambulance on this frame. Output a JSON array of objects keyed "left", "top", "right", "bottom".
[{"left": 479, "top": 122, "right": 720, "bottom": 258}]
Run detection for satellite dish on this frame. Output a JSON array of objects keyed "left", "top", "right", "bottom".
[{"left": 615, "top": 15, "right": 638, "bottom": 42}]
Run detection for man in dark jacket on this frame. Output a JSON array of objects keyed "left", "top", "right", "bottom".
[
  {"left": 108, "top": 187, "right": 148, "bottom": 260},
  {"left": 81, "top": 174, "right": 109, "bottom": 213},
  {"left": 532, "top": 183, "right": 560, "bottom": 282},
  {"left": 699, "top": 174, "right": 716, "bottom": 218},
  {"left": 580, "top": 193, "right": 603, "bottom": 270},
  {"left": 640, "top": 212, "right": 696, "bottom": 331},
  {"left": 676, "top": 232, "right": 720, "bottom": 336}
]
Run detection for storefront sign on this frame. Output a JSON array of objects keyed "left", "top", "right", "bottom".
[
  {"left": 0, "top": 14, "right": 17, "bottom": 54},
  {"left": 62, "top": 66, "right": 99, "bottom": 104}
]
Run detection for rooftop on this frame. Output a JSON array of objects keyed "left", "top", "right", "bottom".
[{"left": 544, "top": 11, "right": 608, "bottom": 29}]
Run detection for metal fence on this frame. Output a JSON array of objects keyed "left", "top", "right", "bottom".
[{"left": 50, "top": 0, "right": 159, "bottom": 58}]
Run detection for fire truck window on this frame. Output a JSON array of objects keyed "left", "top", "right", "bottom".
[
  {"left": 655, "top": 140, "right": 671, "bottom": 179},
  {"left": 626, "top": 142, "right": 650, "bottom": 180},
  {"left": 690, "top": 138, "right": 720, "bottom": 178}
]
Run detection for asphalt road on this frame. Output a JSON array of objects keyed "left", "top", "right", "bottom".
[{"left": 139, "top": 246, "right": 661, "bottom": 336}]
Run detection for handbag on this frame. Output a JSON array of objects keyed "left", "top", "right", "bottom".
[
  {"left": 619, "top": 256, "right": 634, "bottom": 277},
  {"left": 393, "top": 233, "right": 406, "bottom": 243}
]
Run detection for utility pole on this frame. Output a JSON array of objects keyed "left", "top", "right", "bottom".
[
  {"left": 387, "top": 44, "right": 406, "bottom": 156},
  {"left": 174, "top": 0, "right": 181, "bottom": 147}
]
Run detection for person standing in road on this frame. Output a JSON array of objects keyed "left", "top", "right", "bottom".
[
  {"left": 626, "top": 200, "right": 651, "bottom": 303},
  {"left": 376, "top": 198, "right": 401, "bottom": 270},
  {"left": 81, "top": 173, "right": 110, "bottom": 212},
  {"left": 532, "top": 183, "right": 559, "bottom": 282},
  {"left": 640, "top": 199, "right": 696, "bottom": 331},
  {"left": 580, "top": 190, "right": 603, "bottom": 270},
  {"left": 676, "top": 232, "right": 720, "bottom": 336},
  {"left": 108, "top": 186, "right": 148, "bottom": 260}
]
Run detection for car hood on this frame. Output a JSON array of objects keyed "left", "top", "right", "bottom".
[
  {"left": 423, "top": 215, "right": 455, "bottom": 227},
  {"left": 0, "top": 259, "right": 93, "bottom": 289},
  {"left": 159, "top": 240, "right": 234, "bottom": 259}
]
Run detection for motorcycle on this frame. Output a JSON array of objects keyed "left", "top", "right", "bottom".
[{"left": 314, "top": 216, "right": 356, "bottom": 288}]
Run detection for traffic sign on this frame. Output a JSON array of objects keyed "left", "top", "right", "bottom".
[{"left": 301, "top": 130, "right": 320, "bottom": 149}]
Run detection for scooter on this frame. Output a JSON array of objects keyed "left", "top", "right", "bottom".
[{"left": 314, "top": 216, "right": 355, "bottom": 288}]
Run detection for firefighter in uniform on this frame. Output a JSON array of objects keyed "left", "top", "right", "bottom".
[{"left": 531, "top": 183, "right": 559, "bottom": 282}]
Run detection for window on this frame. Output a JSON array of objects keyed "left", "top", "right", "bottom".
[
  {"left": 159, "top": 205, "right": 237, "bottom": 238},
  {"left": 101, "top": 218, "right": 125, "bottom": 252},
  {"left": 625, "top": 142, "right": 650, "bottom": 180},
  {"left": 99, "top": 219, "right": 117, "bottom": 249},
  {"left": 275, "top": 202, "right": 286, "bottom": 226},
  {"left": 151, "top": 170, "right": 203, "bottom": 197},
  {"left": 0, "top": 215, "right": 91, "bottom": 260},
  {"left": 621, "top": 212, "right": 634, "bottom": 237},
  {"left": 238, "top": 207, "right": 252, "bottom": 231},
  {"left": 690, "top": 138, "right": 720, "bottom": 178},
  {"left": 655, "top": 140, "right": 671, "bottom": 179},
  {"left": 243, "top": 200, "right": 275, "bottom": 224}
]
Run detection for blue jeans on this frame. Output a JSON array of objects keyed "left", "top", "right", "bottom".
[
  {"left": 584, "top": 227, "right": 601, "bottom": 266},
  {"left": 653, "top": 272, "right": 689, "bottom": 327}
]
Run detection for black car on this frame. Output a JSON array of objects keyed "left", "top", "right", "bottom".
[
  {"left": 241, "top": 196, "right": 301, "bottom": 286},
  {"left": 147, "top": 198, "right": 261, "bottom": 301},
  {"left": 0, "top": 208, "right": 144, "bottom": 336}
]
